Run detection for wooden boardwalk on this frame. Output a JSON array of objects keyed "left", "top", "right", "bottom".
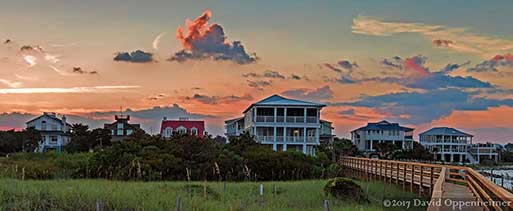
[
  {"left": 440, "top": 183, "right": 483, "bottom": 211},
  {"left": 340, "top": 157, "right": 513, "bottom": 211}
]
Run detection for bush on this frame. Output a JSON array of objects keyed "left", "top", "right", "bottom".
[
  {"left": 326, "top": 163, "right": 344, "bottom": 178},
  {"left": 324, "top": 177, "right": 367, "bottom": 202}
]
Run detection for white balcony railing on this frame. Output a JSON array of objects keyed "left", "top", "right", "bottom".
[
  {"left": 255, "top": 116, "right": 275, "bottom": 123},
  {"left": 255, "top": 136, "right": 317, "bottom": 143},
  {"left": 255, "top": 116, "right": 318, "bottom": 123}
]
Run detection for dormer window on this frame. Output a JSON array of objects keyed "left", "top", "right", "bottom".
[{"left": 41, "top": 121, "right": 47, "bottom": 130}]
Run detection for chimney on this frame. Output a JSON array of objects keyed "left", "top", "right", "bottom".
[{"left": 163, "top": 117, "right": 167, "bottom": 120}]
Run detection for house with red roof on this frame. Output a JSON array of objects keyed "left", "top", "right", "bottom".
[{"left": 160, "top": 117, "right": 205, "bottom": 138}]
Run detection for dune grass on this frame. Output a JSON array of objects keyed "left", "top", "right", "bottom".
[{"left": 0, "top": 178, "right": 423, "bottom": 210}]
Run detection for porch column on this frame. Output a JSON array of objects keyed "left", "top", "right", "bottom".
[
  {"left": 303, "top": 127, "right": 307, "bottom": 154},
  {"left": 273, "top": 126, "right": 277, "bottom": 151},
  {"left": 283, "top": 127, "right": 287, "bottom": 151},
  {"left": 284, "top": 107, "right": 287, "bottom": 123},
  {"left": 304, "top": 107, "right": 307, "bottom": 123},
  {"left": 274, "top": 107, "right": 277, "bottom": 123},
  {"left": 450, "top": 154, "right": 454, "bottom": 162}
]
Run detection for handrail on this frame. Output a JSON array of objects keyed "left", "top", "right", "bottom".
[
  {"left": 427, "top": 167, "right": 446, "bottom": 211},
  {"left": 340, "top": 156, "right": 513, "bottom": 210}
]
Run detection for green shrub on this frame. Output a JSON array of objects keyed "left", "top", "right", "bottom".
[{"left": 324, "top": 177, "right": 367, "bottom": 203}]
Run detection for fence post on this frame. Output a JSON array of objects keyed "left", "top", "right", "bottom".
[
  {"left": 323, "top": 199, "right": 330, "bottom": 211},
  {"left": 96, "top": 199, "right": 103, "bottom": 211},
  {"left": 176, "top": 196, "right": 182, "bottom": 211},
  {"left": 259, "top": 184, "right": 264, "bottom": 196}
]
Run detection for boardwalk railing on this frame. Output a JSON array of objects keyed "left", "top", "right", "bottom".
[
  {"left": 427, "top": 167, "right": 446, "bottom": 211},
  {"left": 340, "top": 156, "right": 513, "bottom": 210}
]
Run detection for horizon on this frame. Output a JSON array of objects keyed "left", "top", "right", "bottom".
[{"left": 1, "top": 0, "right": 513, "bottom": 143}]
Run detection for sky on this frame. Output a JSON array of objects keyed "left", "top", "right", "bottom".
[{"left": 1, "top": 0, "right": 513, "bottom": 143}]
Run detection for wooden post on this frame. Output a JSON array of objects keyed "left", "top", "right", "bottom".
[
  {"left": 419, "top": 166, "right": 424, "bottom": 196},
  {"left": 395, "top": 162, "right": 399, "bottom": 185},
  {"left": 402, "top": 164, "right": 406, "bottom": 190},
  {"left": 430, "top": 167, "right": 434, "bottom": 194},
  {"left": 410, "top": 164, "right": 414, "bottom": 193}
]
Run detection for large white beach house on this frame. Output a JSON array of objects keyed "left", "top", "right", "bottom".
[
  {"left": 225, "top": 95, "right": 328, "bottom": 155},
  {"left": 351, "top": 120, "right": 414, "bottom": 152},
  {"left": 26, "top": 112, "right": 71, "bottom": 152}
]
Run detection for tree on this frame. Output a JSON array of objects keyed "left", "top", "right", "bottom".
[
  {"left": 393, "top": 142, "right": 433, "bottom": 161},
  {"left": 374, "top": 142, "right": 400, "bottom": 159},
  {"left": 504, "top": 143, "right": 513, "bottom": 152},
  {"left": 317, "top": 137, "right": 359, "bottom": 162},
  {"left": 66, "top": 124, "right": 112, "bottom": 152}
]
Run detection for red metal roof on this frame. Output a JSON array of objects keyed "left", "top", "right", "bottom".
[{"left": 160, "top": 120, "right": 205, "bottom": 137}]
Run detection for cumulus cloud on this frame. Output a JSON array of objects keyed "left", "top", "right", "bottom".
[
  {"left": 352, "top": 16, "right": 513, "bottom": 57},
  {"left": 282, "top": 85, "right": 333, "bottom": 101},
  {"left": 169, "top": 10, "right": 257, "bottom": 64},
  {"left": 336, "top": 88, "right": 513, "bottom": 124},
  {"left": 114, "top": 50, "right": 154, "bottom": 63},
  {"left": 468, "top": 53, "right": 513, "bottom": 72},
  {"left": 185, "top": 93, "right": 253, "bottom": 105}
]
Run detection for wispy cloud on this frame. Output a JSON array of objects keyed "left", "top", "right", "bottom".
[
  {"left": 152, "top": 32, "right": 166, "bottom": 51},
  {"left": 23, "top": 55, "right": 37, "bottom": 67},
  {"left": 0, "top": 79, "right": 22, "bottom": 88},
  {"left": 352, "top": 16, "right": 513, "bottom": 57},
  {"left": 0, "top": 86, "right": 139, "bottom": 94}
]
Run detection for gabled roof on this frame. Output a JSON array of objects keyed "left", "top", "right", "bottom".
[
  {"left": 352, "top": 120, "right": 413, "bottom": 132},
  {"left": 243, "top": 94, "right": 325, "bottom": 113},
  {"left": 26, "top": 113, "right": 71, "bottom": 126},
  {"left": 419, "top": 127, "right": 473, "bottom": 137},
  {"left": 225, "top": 116, "right": 244, "bottom": 124}
]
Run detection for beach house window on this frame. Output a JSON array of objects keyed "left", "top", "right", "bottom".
[
  {"left": 49, "top": 135, "right": 58, "bottom": 144},
  {"left": 164, "top": 127, "right": 173, "bottom": 137},
  {"left": 191, "top": 127, "right": 198, "bottom": 135},
  {"left": 177, "top": 126, "right": 187, "bottom": 134},
  {"left": 117, "top": 123, "right": 124, "bottom": 135},
  {"left": 41, "top": 121, "right": 47, "bottom": 130}
]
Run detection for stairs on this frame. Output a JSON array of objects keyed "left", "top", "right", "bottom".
[{"left": 466, "top": 152, "right": 478, "bottom": 164}]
